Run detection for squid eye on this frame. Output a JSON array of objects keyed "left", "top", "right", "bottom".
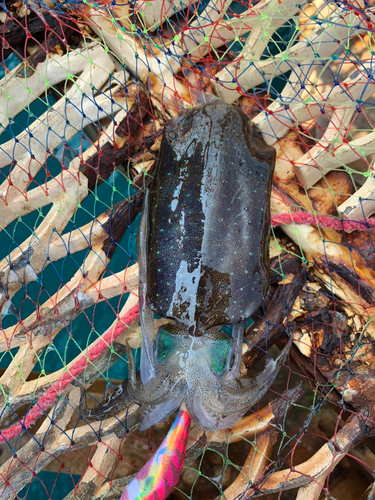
[
  {"left": 156, "top": 327, "right": 179, "bottom": 363},
  {"left": 209, "top": 337, "right": 232, "bottom": 375}
]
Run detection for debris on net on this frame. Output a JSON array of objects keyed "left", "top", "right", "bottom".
[{"left": 1, "top": 0, "right": 375, "bottom": 498}]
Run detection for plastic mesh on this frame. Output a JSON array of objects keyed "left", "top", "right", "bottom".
[{"left": 1, "top": 0, "right": 375, "bottom": 498}]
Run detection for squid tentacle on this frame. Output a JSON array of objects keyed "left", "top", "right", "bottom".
[
  {"left": 213, "top": 338, "right": 292, "bottom": 413},
  {"left": 123, "top": 332, "right": 291, "bottom": 431},
  {"left": 193, "top": 338, "right": 292, "bottom": 417},
  {"left": 138, "top": 390, "right": 185, "bottom": 431},
  {"left": 78, "top": 381, "right": 130, "bottom": 421},
  {"left": 126, "top": 342, "right": 173, "bottom": 405},
  {"left": 137, "top": 188, "right": 157, "bottom": 384},
  {"left": 224, "top": 323, "right": 244, "bottom": 380}
]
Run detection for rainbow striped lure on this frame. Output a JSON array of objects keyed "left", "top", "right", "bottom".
[{"left": 120, "top": 407, "right": 191, "bottom": 500}]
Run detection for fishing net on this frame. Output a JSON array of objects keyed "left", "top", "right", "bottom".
[{"left": 0, "top": 0, "right": 375, "bottom": 498}]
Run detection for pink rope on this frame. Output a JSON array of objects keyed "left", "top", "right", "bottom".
[
  {"left": 271, "top": 212, "right": 375, "bottom": 231},
  {"left": 0, "top": 303, "right": 140, "bottom": 443},
  {"left": 0, "top": 211, "right": 372, "bottom": 443}
]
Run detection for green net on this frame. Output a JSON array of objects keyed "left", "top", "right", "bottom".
[{"left": 1, "top": 0, "right": 375, "bottom": 498}]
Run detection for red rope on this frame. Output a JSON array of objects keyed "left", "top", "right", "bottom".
[
  {"left": 0, "top": 211, "right": 372, "bottom": 443},
  {"left": 271, "top": 212, "right": 375, "bottom": 231},
  {"left": 0, "top": 303, "right": 140, "bottom": 443}
]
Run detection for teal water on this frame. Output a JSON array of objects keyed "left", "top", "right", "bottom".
[
  {"left": 0, "top": 56, "right": 138, "bottom": 493},
  {"left": 0, "top": 54, "right": 139, "bottom": 384},
  {"left": 0, "top": 11, "right": 292, "bottom": 492},
  {"left": 18, "top": 471, "right": 81, "bottom": 500}
]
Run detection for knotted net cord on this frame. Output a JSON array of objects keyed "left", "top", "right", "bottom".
[{"left": 0, "top": 0, "right": 375, "bottom": 499}]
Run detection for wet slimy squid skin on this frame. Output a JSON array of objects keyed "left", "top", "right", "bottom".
[
  {"left": 80, "top": 99, "right": 290, "bottom": 430},
  {"left": 146, "top": 100, "right": 275, "bottom": 333},
  {"left": 131, "top": 99, "right": 291, "bottom": 431}
]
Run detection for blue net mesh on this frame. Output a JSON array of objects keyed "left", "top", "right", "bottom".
[{"left": 0, "top": 0, "right": 375, "bottom": 498}]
